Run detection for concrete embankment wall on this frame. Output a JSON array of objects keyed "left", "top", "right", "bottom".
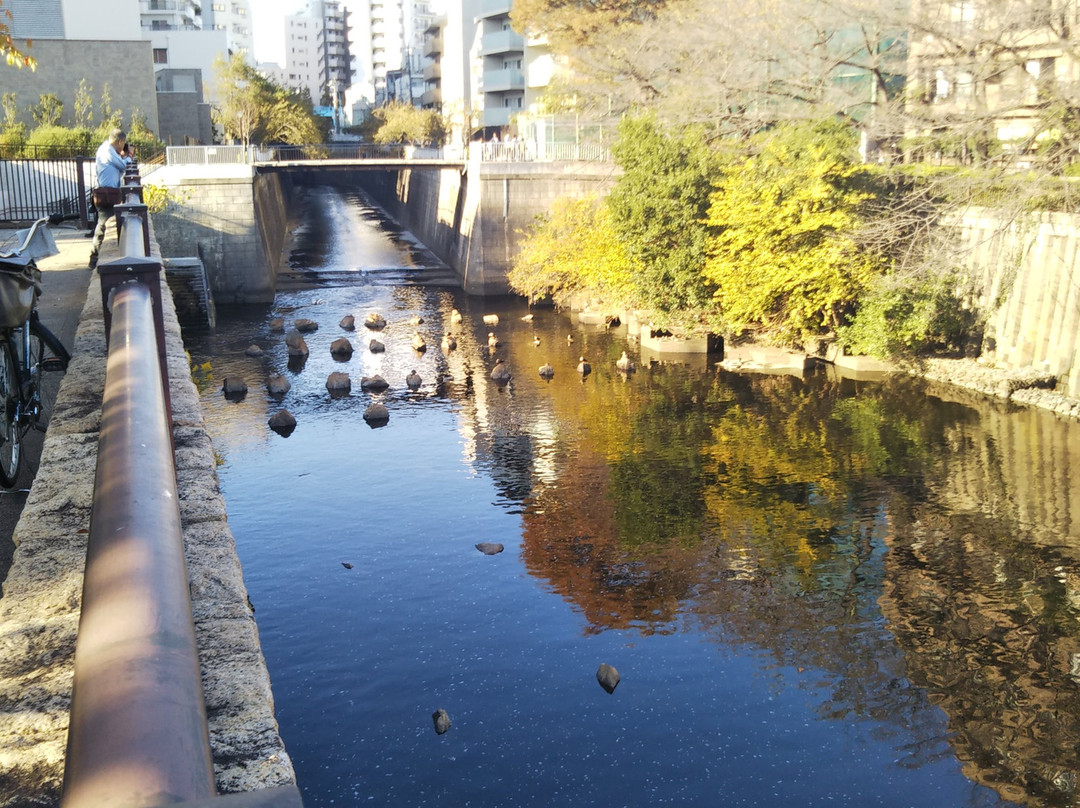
[
  {"left": 0, "top": 225, "right": 296, "bottom": 805},
  {"left": 957, "top": 208, "right": 1080, "bottom": 397},
  {"left": 149, "top": 164, "right": 292, "bottom": 304},
  {"left": 362, "top": 159, "right": 618, "bottom": 295}
]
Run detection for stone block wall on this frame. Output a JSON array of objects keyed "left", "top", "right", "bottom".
[
  {"left": 150, "top": 166, "right": 286, "bottom": 304},
  {"left": 4, "top": 40, "right": 159, "bottom": 134}
]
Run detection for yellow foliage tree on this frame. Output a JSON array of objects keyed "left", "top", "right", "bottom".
[
  {"left": 1, "top": 0, "right": 35, "bottom": 70},
  {"left": 508, "top": 194, "right": 643, "bottom": 308},
  {"left": 703, "top": 120, "right": 887, "bottom": 346}
]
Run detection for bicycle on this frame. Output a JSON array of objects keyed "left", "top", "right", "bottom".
[{"left": 0, "top": 215, "right": 73, "bottom": 487}]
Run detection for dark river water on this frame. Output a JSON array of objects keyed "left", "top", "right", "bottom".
[{"left": 184, "top": 186, "right": 1080, "bottom": 808}]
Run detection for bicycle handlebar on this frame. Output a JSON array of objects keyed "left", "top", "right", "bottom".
[{"left": 0, "top": 213, "right": 76, "bottom": 260}]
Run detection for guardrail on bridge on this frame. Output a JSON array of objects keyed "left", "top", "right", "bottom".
[{"left": 165, "top": 141, "right": 612, "bottom": 166}]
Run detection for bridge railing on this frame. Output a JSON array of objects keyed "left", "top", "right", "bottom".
[{"left": 166, "top": 142, "right": 612, "bottom": 166}]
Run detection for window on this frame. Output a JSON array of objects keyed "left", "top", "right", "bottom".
[
  {"left": 157, "top": 73, "right": 196, "bottom": 92},
  {"left": 212, "top": 3, "right": 225, "bottom": 10},
  {"left": 1026, "top": 56, "right": 1056, "bottom": 102},
  {"left": 153, "top": 47, "right": 168, "bottom": 64},
  {"left": 954, "top": 70, "right": 974, "bottom": 102},
  {"left": 950, "top": 1, "right": 975, "bottom": 28},
  {"left": 935, "top": 68, "right": 951, "bottom": 100}
]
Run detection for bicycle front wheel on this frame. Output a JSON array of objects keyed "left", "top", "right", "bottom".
[{"left": 0, "top": 338, "right": 22, "bottom": 487}]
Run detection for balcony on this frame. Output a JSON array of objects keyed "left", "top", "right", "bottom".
[
  {"left": 482, "top": 107, "right": 513, "bottom": 127},
  {"left": 423, "top": 62, "right": 440, "bottom": 81},
  {"left": 478, "top": 0, "right": 513, "bottom": 19},
  {"left": 481, "top": 29, "right": 523, "bottom": 56},
  {"left": 424, "top": 33, "right": 443, "bottom": 56},
  {"left": 481, "top": 68, "right": 525, "bottom": 92},
  {"left": 421, "top": 88, "right": 442, "bottom": 106}
]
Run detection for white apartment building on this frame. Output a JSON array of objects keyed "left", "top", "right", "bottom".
[
  {"left": 475, "top": 1, "right": 524, "bottom": 129},
  {"left": 140, "top": 0, "right": 199, "bottom": 34},
  {"left": 278, "top": 1, "right": 354, "bottom": 114},
  {"left": 201, "top": 1, "right": 256, "bottom": 61},
  {"left": 418, "top": 3, "right": 481, "bottom": 146},
  {"left": 283, "top": 13, "right": 324, "bottom": 103},
  {"left": 351, "top": 0, "right": 436, "bottom": 106},
  {"left": 417, "top": 0, "right": 559, "bottom": 146},
  {"left": 317, "top": 0, "right": 355, "bottom": 112}
]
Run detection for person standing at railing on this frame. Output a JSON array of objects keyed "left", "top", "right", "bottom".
[{"left": 89, "top": 129, "right": 135, "bottom": 269}]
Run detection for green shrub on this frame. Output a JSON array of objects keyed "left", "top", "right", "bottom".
[
  {"left": 26, "top": 125, "right": 95, "bottom": 155},
  {"left": 0, "top": 124, "right": 27, "bottom": 159},
  {"left": 837, "top": 270, "right": 978, "bottom": 359}
]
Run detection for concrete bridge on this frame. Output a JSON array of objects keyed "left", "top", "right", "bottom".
[{"left": 148, "top": 149, "right": 619, "bottom": 304}]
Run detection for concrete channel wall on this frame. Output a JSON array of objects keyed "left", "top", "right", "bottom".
[
  {"left": 149, "top": 165, "right": 291, "bottom": 305},
  {"left": 367, "top": 158, "right": 619, "bottom": 296},
  {"left": 0, "top": 225, "right": 296, "bottom": 806},
  {"left": 956, "top": 207, "right": 1080, "bottom": 397}
]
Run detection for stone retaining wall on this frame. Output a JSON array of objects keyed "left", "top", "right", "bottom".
[
  {"left": 957, "top": 208, "right": 1080, "bottom": 397},
  {"left": 149, "top": 165, "right": 287, "bottom": 305},
  {"left": 0, "top": 226, "right": 295, "bottom": 806}
]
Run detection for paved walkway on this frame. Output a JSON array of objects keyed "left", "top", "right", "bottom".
[{"left": 0, "top": 224, "right": 93, "bottom": 591}]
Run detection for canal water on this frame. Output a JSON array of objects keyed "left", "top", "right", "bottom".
[{"left": 185, "top": 186, "right": 1080, "bottom": 807}]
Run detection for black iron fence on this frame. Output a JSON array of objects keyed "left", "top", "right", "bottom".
[{"left": 0, "top": 157, "right": 92, "bottom": 225}]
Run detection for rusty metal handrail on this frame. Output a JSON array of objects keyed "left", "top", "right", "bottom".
[
  {"left": 62, "top": 161, "right": 217, "bottom": 808},
  {"left": 63, "top": 281, "right": 216, "bottom": 808},
  {"left": 63, "top": 163, "right": 305, "bottom": 808}
]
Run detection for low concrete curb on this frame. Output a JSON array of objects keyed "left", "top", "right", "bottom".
[{"left": 0, "top": 230, "right": 296, "bottom": 805}]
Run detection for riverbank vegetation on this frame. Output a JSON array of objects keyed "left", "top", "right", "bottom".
[
  {"left": 511, "top": 113, "right": 969, "bottom": 356},
  {"left": 508, "top": 0, "right": 1080, "bottom": 359}
]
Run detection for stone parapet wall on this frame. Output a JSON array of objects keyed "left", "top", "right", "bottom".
[{"left": 0, "top": 226, "right": 295, "bottom": 805}]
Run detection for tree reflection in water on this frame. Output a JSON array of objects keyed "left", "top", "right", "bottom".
[
  {"left": 517, "top": 364, "right": 1080, "bottom": 806},
  {"left": 191, "top": 267, "right": 1080, "bottom": 806}
]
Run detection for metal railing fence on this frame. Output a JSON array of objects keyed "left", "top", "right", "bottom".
[
  {"left": 471, "top": 140, "right": 613, "bottom": 163},
  {"left": 165, "top": 141, "right": 612, "bottom": 166},
  {"left": 0, "top": 157, "right": 91, "bottom": 225}
]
